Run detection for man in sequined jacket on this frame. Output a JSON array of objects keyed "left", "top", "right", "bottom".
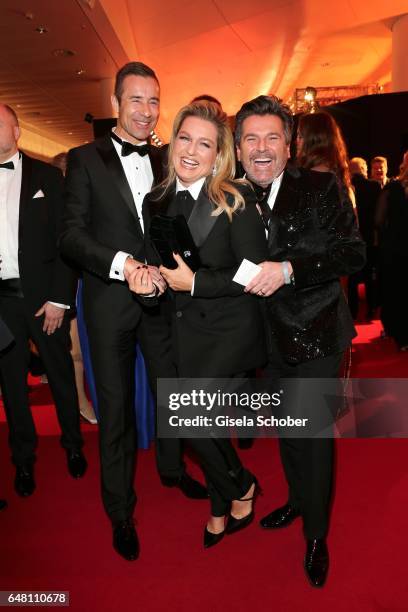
[{"left": 235, "top": 95, "right": 365, "bottom": 588}]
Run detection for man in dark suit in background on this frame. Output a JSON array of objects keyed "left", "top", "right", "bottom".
[
  {"left": 60, "top": 62, "right": 205, "bottom": 562},
  {"left": 235, "top": 96, "right": 365, "bottom": 587},
  {"left": 348, "top": 157, "right": 382, "bottom": 320},
  {"left": 0, "top": 104, "right": 86, "bottom": 500},
  {"left": 0, "top": 315, "right": 14, "bottom": 511}
]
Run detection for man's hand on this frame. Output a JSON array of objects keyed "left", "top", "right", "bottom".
[
  {"left": 245, "top": 260, "right": 292, "bottom": 297},
  {"left": 35, "top": 302, "right": 65, "bottom": 335},
  {"left": 160, "top": 253, "right": 194, "bottom": 292},
  {"left": 127, "top": 266, "right": 156, "bottom": 295},
  {"left": 147, "top": 265, "right": 167, "bottom": 296}
]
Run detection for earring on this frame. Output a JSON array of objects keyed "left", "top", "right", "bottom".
[{"left": 212, "top": 165, "right": 217, "bottom": 176}]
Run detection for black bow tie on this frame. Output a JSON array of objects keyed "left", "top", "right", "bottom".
[
  {"left": 111, "top": 132, "right": 149, "bottom": 157},
  {"left": 175, "top": 190, "right": 195, "bottom": 219},
  {"left": 0, "top": 161, "right": 14, "bottom": 170}
]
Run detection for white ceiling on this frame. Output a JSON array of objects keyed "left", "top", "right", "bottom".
[{"left": 0, "top": 0, "right": 406, "bottom": 153}]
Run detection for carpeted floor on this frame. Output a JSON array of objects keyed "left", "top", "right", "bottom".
[{"left": 1, "top": 319, "right": 407, "bottom": 611}]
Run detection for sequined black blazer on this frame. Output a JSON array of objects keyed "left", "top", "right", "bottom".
[{"left": 265, "top": 165, "right": 366, "bottom": 364}]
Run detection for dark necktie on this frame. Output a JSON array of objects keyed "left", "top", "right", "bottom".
[
  {"left": 249, "top": 180, "right": 272, "bottom": 228},
  {"left": 0, "top": 161, "right": 14, "bottom": 170},
  {"left": 175, "top": 190, "right": 195, "bottom": 220},
  {"left": 111, "top": 131, "right": 149, "bottom": 157}
]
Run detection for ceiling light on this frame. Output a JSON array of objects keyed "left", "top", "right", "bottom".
[
  {"left": 35, "top": 25, "right": 48, "bottom": 34},
  {"left": 304, "top": 86, "right": 317, "bottom": 102},
  {"left": 76, "top": 68, "right": 86, "bottom": 76}
]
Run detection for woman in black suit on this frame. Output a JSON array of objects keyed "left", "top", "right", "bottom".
[{"left": 129, "top": 101, "right": 268, "bottom": 547}]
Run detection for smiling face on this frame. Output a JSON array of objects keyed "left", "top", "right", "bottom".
[
  {"left": 172, "top": 115, "right": 218, "bottom": 187},
  {"left": 237, "top": 114, "right": 290, "bottom": 187},
  {"left": 112, "top": 75, "right": 160, "bottom": 144},
  {"left": 371, "top": 160, "right": 387, "bottom": 183}
]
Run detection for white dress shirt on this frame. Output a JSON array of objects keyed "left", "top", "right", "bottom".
[
  {"left": 266, "top": 170, "right": 284, "bottom": 211},
  {"left": 0, "top": 150, "right": 22, "bottom": 279},
  {"left": 109, "top": 131, "right": 154, "bottom": 281},
  {"left": 0, "top": 150, "right": 68, "bottom": 308}
]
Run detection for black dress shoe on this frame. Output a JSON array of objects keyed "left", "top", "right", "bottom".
[
  {"left": 259, "top": 503, "right": 300, "bottom": 529},
  {"left": 225, "top": 479, "right": 261, "bottom": 535},
  {"left": 304, "top": 538, "right": 329, "bottom": 587},
  {"left": 204, "top": 526, "right": 225, "bottom": 549},
  {"left": 162, "top": 472, "right": 208, "bottom": 499},
  {"left": 113, "top": 518, "right": 139, "bottom": 561},
  {"left": 15, "top": 466, "right": 35, "bottom": 497},
  {"left": 66, "top": 449, "right": 87, "bottom": 479},
  {"left": 0, "top": 499, "right": 8, "bottom": 511}
]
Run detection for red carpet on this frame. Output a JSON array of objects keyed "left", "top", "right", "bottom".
[{"left": 1, "top": 320, "right": 408, "bottom": 611}]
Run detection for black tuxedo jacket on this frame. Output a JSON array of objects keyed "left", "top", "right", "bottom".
[
  {"left": 352, "top": 174, "right": 381, "bottom": 247},
  {"left": 16, "top": 153, "right": 77, "bottom": 311},
  {"left": 264, "top": 165, "right": 366, "bottom": 364},
  {"left": 143, "top": 182, "right": 268, "bottom": 377},
  {"left": 60, "top": 135, "right": 163, "bottom": 325}
]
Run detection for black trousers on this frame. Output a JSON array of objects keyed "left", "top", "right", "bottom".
[
  {"left": 84, "top": 294, "right": 187, "bottom": 523},
  {"left": 0, "top": 295, "right": 83, "bottom": 467},
  {"left": 187, "top": 436, "right": 254, "bottom": 516},
  {"left": 139, "top": 306, "right": 254, "bottom": 512},
  {"left": 263, "top": 347, "right": 344, "bottom": 539},
  {"left": 137, "top": 305, "right": 185, "bottom": 482}
]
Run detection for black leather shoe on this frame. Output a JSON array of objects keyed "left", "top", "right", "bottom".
[
  {"left": 66, "top": 449, "right": 87, "bottom": 479},
  {"left": 0, "top": 499, "right": 8, "bottom": 511},
  {"left": 259, "top": 503, "right": 300, "bottom": 529},
  {"left": 15, "top": 466, "right": 35, "bottom": 497},
  {"left": 304, "top": 538, "right": 329, "bottom": 587},
  {"left": 113, "top": 518, "right": 139, "bottom": 561},
  {"left": 204, "top": 526, "right": 225, "bottom": 549},
  {"left": 162, "top": 472, "right": 208, "bottom": 499}
]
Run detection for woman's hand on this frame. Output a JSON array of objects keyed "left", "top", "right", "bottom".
[
  {"left": 127, "top": 266, "right": 156, "bottom": 295},
  {"left": 160, "top": 253, "right": 194, "bottom": 292}
]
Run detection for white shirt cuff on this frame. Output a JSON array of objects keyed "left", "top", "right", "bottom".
[
  {"left": 110, "top": 251, "right": 133, "bottom": 281},
  {"left": 190, "top": 273, "right": 196, "bottom": 296},
  {"left": 48, "top": 301, "right": 70, "bottom": 309}
]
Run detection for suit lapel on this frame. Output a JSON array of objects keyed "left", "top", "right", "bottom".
[
  {"left": 145, "top": 185, "right": 176, "bottom": 219},
  {"left": 148, "top": 145, "right": 164, "bottom": 187},
  {"left": 268, "top": 165, "right": 301, "bottom": 250},
  {"left": 18, "top": 153, "right": 33, "bottom": 240},
  {"left": 188, "top": 187, "right": 218, "bottom": 248},
  {"left": 95, "top": 136, "right": 143, "bottom": 239},
  {"left": 272, "top": 165, "right": 300, "bottom": 217},
  {"left": 146, "top": 183, "right": 218, "bottom": 249}
]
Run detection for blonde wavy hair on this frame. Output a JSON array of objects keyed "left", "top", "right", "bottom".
[{"left": 161, "top": 101, "right": 246, "bottom": 220}]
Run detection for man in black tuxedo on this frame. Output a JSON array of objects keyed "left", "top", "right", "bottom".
[
  {"left": 0, "top": 104, "right": 86, "bottom": 499},
  {"left": 0, "top": 315, "right": 14, "bottom": 511},
  {"left": 235, "top": 96, "right": 365, "bottom": 587},
  {"left": 348, "top": 157, "right": 382, "bottom": 320},
  {"left": 60, "top": 62, "right": 205, "bottom": 561}
]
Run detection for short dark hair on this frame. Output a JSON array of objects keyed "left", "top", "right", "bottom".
[
  {"left": 114, "top": 62, "right": 159, "bottom": 102},
  {"left": 191, "top": 94, "right": 222, "bottom": 108},
  {"left": 2, "top": 104, "right": 19, "bottom": 126},
  {"left": 235, "top": 95, "right": 293, "bottom": 145}
]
